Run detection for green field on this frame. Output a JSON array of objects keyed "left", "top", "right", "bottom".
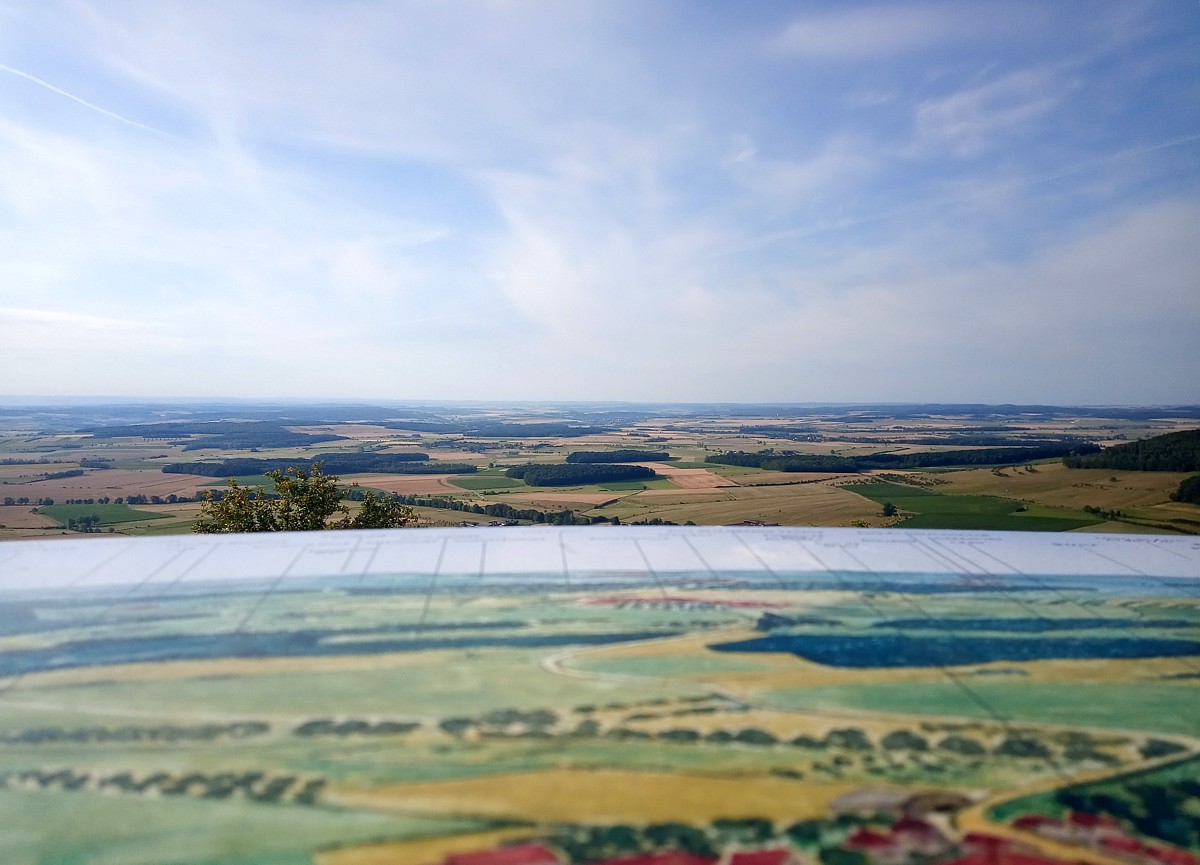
[
  {"left": 448, "top": 476, "right": 525, "bottom": 490},
  {"left": 0, "top": 789, "right": 493, "bottom": 865},
  {"left": 843, "top": 482, "right": 1102, "bottom": 531},
  {"left": 23, "top": 649, "right": 703, "bottom": 720},
  {"left": 761, "top": 681, "right": 1200, "bottom": 736},
  {"left": 37, "top": 503, "right": 171, "bottom": 527}
]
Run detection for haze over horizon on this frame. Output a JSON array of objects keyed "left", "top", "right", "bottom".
[{"left": 1, "top": 2, "right": 1197, "bottom": 405}]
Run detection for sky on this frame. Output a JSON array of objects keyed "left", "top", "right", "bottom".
[{"left": 0, "top": 1, "right": 1198, "bottom": 405}]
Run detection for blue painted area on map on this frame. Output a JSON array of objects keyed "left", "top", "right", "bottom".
[
  {"left": 0, "top": 629, "right": 681, "bottom": 677},
  {"left": 872, "top": 617, "right": 1196, "bottom": 632},
  {"left": 709, "top": 633, "right": 1200, "bottom": 667}
]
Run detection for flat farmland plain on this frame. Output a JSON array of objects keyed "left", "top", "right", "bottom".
[
  {"left": 16, "top": 468, "right": 214, "bottom": 500},
  {"left": 1, "top": 402, "right": 1196, "bottom": 538},
  {"left": 589, "top": 481, "right": 888, "bottom": 526},
  {"left": 344, "top": 474, "right": 463, "bottom": 495},
  {"left": 929, "top": 462, "right": 1190, "bottom": 509}
]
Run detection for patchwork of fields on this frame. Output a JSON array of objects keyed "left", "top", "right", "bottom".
[
  {"left": 1, "top": 402, "right": 1196, "bottom": 539},
  {"left": 0, "top": 528, "right": 1197, "bottom": 864}
]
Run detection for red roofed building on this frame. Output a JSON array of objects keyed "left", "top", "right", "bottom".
[
  {"left": 1066, "top": 811, "right": 1121, "bottom": 842},
  {"left": 891, "top": 817, "right": 951, "bottom": 856},
  {"left": 1144, "top": 846, "right": 1199, "bottom": 865},
  {"left": 597, "top": 851, "right": 718, "bottom": 865},
  {"left": 1100, "top": 835, "right": 1143, "bottom": 856},
  {"left": 1010, "top": 814, "right": 1072, "bottom": 844},
  {"left": 726, "top": 849, "right": 798, "bottom": 865},
  {"left": 445, "top": 844, "right": 562, "bottom": 865},
  {"left": 1011, "top": 816, "right": 1061, "bottom": 833},
  {"left": 845, "top": 829, "right": 907, "bottom": 865}
]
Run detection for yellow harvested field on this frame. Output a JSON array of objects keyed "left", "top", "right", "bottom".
[
  {"left": 332, "top": 769, "right": 863, "bottom": 824},
  {"left": 630, "top": 463, "right": 736, "bottom": 489},
  {"left": 0, "top": 463, "right": 66, "bottom": 479},
  {"left": 635, "top": 489, "right": 734, "bottom": 500},
  {"left": 603, "top": 482, "right": 886, "bottom": 527},
  {"left": 16, "top": 647, "right": 459, "bottom": 690},
  {"left": 507, "top": 492, "right": 622, "bottom": 506},
  {"left": 317, "top": 828, "right": 534, "bottom": 865},
  {"left": 0, "top": 506, "right": 57, "bottom": 528},
  {"left": 346, "top": 474, "right": 462, "bottom": 494},
  {"left": 18, "top": 469, "right": 213, "bottom": 499},
  {"left": 929, "top": 463, "right": 1189, "bottom": 509},
  {"left": 734, "top": 472, "right": 850, "bottom": 486}
]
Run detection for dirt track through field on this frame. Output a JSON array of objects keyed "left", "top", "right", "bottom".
[{"left": 347, "top": 474, "right": 462, "bottom": 495}]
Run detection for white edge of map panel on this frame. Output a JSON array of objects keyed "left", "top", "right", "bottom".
[{"left": 1, "top": 527, "right": 1198, "bottom": 589}]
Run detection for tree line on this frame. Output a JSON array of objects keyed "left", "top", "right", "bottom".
[
  {"left": 506, "top": 463, "right": 657, "bottom": 486},
  {"left": 1171, "top": 475, "right": 1200, "bottom": 504},
  {"left": 1063, "top": 428, "right": 1200, "bottom": 472},
  {"left": 709, "top": 442, "right": 1100, "bottom": 473},
  {"left": 381, "top": 421, "right": 611, "bottom": 437},
  {"left": 389, "top": 493, "right": 605, "bottom": 525},
  {"left": 163, "top": 452, "right": 477, "bottom": 476},
  {"left": 1057, "top": 771, "right": 1200, "bottom": 850},
  {"left": 1, "top": 721, "right": 268, "bottom": 745},
  {"left": 566, "top": 450, "right": 671, "bottom": 463},
  {"left": 80, "top": 420, "right": 348, "bottom": 450},
  {"left": 1, "top": 767, "right": 324, "bottom": 806}
]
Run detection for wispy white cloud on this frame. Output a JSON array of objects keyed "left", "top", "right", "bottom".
[
  {"left": 911, "top": 67, "right": 1070, "bottom": 158},
  {"left": 0, "top": 306, "right": 142, "bottom": 329},
  {"left": 0, "top": 62, "right": 168, "bottom": 135},
  {"left": 771, "top": 3, "right": 1040, "bottom": 60},
  {"left": 0, "top": 1, "right": 1195, "bottom": 401}
]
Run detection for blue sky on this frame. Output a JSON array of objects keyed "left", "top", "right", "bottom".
[{"left": 0, "top": 1, "right": 1197, "bottom": 404}]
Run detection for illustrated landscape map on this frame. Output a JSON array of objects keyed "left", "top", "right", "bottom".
[{"left": 1, "top": 526, "right": 1198, "bottom": 865}]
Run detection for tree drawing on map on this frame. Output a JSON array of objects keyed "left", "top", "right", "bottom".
[{"left": 0, "top": 527, "right": 1197, "bottom": 865}]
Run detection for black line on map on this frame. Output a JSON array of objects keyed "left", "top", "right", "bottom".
[
  {"left": 559, "top": 531, "right": 571, "bottom": 586},
  {"left": 1085, "top": 547, "right": 1200, "bottom": 601},
  {"left": 633, "top": 538, "right": 671, "bottom": 602},
  {"left": 682, "top": 535, "right": 717, "bottom": 580},
  {"left": 734, "top": 533, "right": 788, "bottom": 589},
  {"left": 232, "top": 549, "right": 305, "bottom": 634},
  {"left": 355, "top": 541, "right": 381, "bottom": 583},
  {"left": 0, "top": 541, "right": 221, "bottom": 702},
  {"left": 413, "top": 537, "right": 448, "bottom": 641},
  {"left": 956, "top": 538, "right": 1200, "bottom": 676},
  {"left": 797, "top": 538, "right": 1069, "bottom": 782},
  {"left": 339, "top": 536, "right": 362, "bottom": 574},
  {"left": 65, "top": 543, "right": 132, "bottom": 589}
]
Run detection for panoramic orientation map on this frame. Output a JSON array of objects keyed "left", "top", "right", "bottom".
[
  {"left": 1, "top": 526, "right": 1198, "bottom": 865},
  {"left": 1, "top": 0, "right": 1197, "bottom": 861}
]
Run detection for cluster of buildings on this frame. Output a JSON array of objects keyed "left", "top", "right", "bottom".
[
  {"left": 442, "top": 844, "right": 799, "bottom": 865},
  {"left": 1010, "top": 812, "right": 1196, "bottom": 865},
  {"left": 431, "top": 811, "right": 1197, "bottom": 865}
]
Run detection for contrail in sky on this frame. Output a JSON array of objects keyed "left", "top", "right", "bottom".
[
  {"left": 732, "top": 130, "right": 1200, "bottom": 255},
  {"left": 0, "top": 62, "right": 168, "bottom": 136}
]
